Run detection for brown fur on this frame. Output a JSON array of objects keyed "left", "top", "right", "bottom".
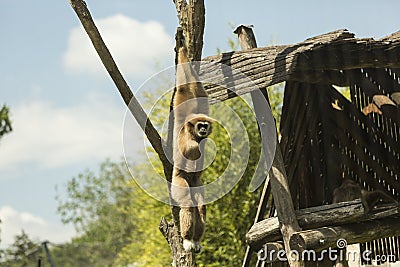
[
  {"left": 333, "top": 179, "right": 397, "bottom": 214},
  {"left": 171, "top": 45, "right": 213, "bottom": 253}
]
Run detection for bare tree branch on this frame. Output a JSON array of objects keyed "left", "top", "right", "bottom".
[
  {"left": 69, "top": 0, "right": 173, "bottom": 179},
  {"left": 69, "top": 1, "right": 205, "bottom": 266}
]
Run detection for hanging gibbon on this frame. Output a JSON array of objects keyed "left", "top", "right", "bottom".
[{"left": 171, "top": 41, "right": 215, "bottom": 253}]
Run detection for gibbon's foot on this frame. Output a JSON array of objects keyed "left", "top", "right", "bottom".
[
  {"left": 194, "top": 241, "right": 202, "bottom": 254},
  {"left": 183, "top": 239, "right": 195, "bottom": 252},
  {"left": 182, "top": 239, "right": 202, "bottom": 253}
]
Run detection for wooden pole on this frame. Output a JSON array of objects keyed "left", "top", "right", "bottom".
[
  {"left": 234, "top": 25, "right": 304, "bottom": 267},
  {"left": 173, "top": 0, "right": 205, "bottom": 62},
  {"left": 257, "top": 241, "right": 285, "bottom": 264},
  {"left": 42, "top": 241, "right": 55, "bottom": 267},
  {"left": 162, "top": 1, "right": 207, "bottom": 266},
  {"left": 68, "top": 0, "right": 173, "bottom": 179},
  {"left": 235, "top": 24, "right": 273, "bottom": 267},
  {"left": 159, "top": 28, "right": 198, "bottom": 267}
]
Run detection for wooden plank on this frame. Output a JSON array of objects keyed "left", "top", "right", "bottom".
[
  {"left": 280, "top": 83, "right": 325, "bottom": 208},
  {"left": 269, "top": 148, "right": 304, "bottom": 267},
  {"left": 290, "top": 217, "right": 400, "bottom": 253},
  {"left": 246, "top": 200, "right": 399, "bottom": 251},
  {"left": 200, "top": 29, "right": 400, "bottom": 103}
]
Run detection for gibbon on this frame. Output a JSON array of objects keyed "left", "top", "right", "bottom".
[
  {"left": 171, "top": 42, "right": 214, "bottom": 253},
  {"left": 333, "top": 178, "right": 397, "bottom": 214}
]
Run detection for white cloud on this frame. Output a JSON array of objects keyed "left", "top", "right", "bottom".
[
  {"left": 0, "top": 95, "right": 139, "bottom": 170},
  {"left": 63, "top": 14, "right": 174, "bottom": 79},
  {"left": 0, "top": 205, "right": 76, "bottom": 247}
]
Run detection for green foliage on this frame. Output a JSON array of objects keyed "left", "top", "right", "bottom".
[
  {"left": 0, "top": 231, "right": 40, "bottom": 267},
  {"left": 55, "top": 159, "right": 171, "bottom": 266},
  {"left": 53, "top": 83, "right": 283, "bottom": 266},
  {"left": 268, "top": 84, "right": 284, "bottom": 131},
  {"left": 0, "top": 105, "right": 12, "bottom": 139},
  {"left": 333, "top": 85, "right": 351, "bottom": 101},
  {"left": 53, "top": 43, "right": 282, "bottom": 267}
]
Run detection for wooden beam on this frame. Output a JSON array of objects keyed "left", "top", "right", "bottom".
[
  {"left": 246, "top": 200, "right": 400, "bottom": 251},
  {"left": 235, "top": 25, "right": 304, "bottom": 267},
  {"left": 268, "top": 149, "right": 304, "bottom": 267},
  {"left": 235, "top": 24, "right": 273, "bottom": 267},
  {"left": 200, "top": 29, "right": 400, "bottom": 103},
  {"left": 68, "top": 0, "right": 172, "bottom": 178},
  {"left": 290, "top": 217, "right": 400, "bottom": 253}
]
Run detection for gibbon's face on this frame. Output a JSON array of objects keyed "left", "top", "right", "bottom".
[
  {"left": 194, "top": 121, "right": 212, "bottom": 138},
  {"left": 185, "top": 114, "right": 215, "bottom": 140}
]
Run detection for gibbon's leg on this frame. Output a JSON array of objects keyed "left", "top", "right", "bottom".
[
  {"left": 180, "top": 207, "right": 196, "bottom": 252},
  {"left": 192, "top": 207, "right": 205, "bottom": 253},
  {"left": 191, "top": 176, "right": 205, "bottom": 253},
  {"left": 171, "top": 173, "right": 196, "bottom": 251}
]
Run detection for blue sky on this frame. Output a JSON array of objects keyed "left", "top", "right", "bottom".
[{"left": 1, "top": 0, "right": 400, "bottom": 247}]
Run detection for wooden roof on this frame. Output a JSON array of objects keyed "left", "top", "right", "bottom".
[{"left": 200, "top": 29, "right": 400, "bottom": 103}]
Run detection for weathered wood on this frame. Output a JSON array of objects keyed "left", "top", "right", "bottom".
[
  {"left": 328, "top": 86, "right": 400, "bottom": 184},
  {"left": 200, "top": 29, "right": 400, "bottom": 103},
  {"left": 159, "top": 218, "right": 196, "bottom": 267},
  {"left": 392, "top": 92, "right": 400, "bottom": 105},
  {"left": 268, "top": 148, "right": 304, "bottom": 267},
  {"left": 247, "top": 200, "right": 400, "bottom": 251},
  {"left": 235, "top": 24, "right": 304, "bottom": 267},
  {"left": 173, "top": 0, "right": 205, "bottom": 62},
  {"left": 290, "top": 217, "right": 400, "bottom": 253},
  {"left": 235, "top": 24, "right": 257, "bottom": 50},
  {"left": 235, "top": 24, "right": 273, "bottom": 267}
]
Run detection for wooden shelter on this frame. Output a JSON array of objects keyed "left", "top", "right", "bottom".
[
  {"left": 202, "top": 28, "right": 400, "bottom": 266},
  {"left": 68, "top": 2, "right": 399, "bottom": 264}
]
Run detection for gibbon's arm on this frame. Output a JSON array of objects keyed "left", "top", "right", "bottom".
[
  {"left": 175, "top": 45, "right": 209, "bottom": 114},
  {"left": 176, "top": 46, "right": 196, "bottom": 100},
  {"left": 178, "top": 134, "right": 201, "bottom": 161}
]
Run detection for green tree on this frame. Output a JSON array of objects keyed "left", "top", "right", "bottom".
[
  {"left": 0, "top": 231, "right": 41, "bottom": 267},
  {"left": 55, "top": 160, "right": 143, "bottom": 266},
  {"left": 0, "top": 105, "right": 12, "bottom": 138}
]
